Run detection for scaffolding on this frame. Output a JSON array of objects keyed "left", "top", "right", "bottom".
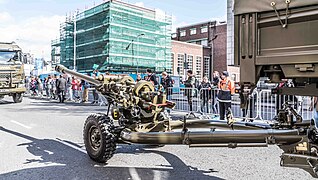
[
  {"left": 51, "top": 39, "right": 60, "bottom": 65},
  {"left": 52, "top": 0, "right": 172, "bottom": 73}
]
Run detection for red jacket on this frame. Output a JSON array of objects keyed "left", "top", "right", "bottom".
[{"left": 71, "top": 79, "right": 80, "bottom": 90}]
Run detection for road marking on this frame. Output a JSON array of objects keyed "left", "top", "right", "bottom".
[
  {"left": 94, "top": 164, "right": 173, "bottom": 170},
  {"left": 10, "top": 120, "right": 32, "bottom": 129},
  {"left": 51, "top": 106, "right": 69, "bottom": 110},
  {"left": 129, "top": 167, "right": 141, "bottom": 180},
  {"left": 56, "top": 138, "right": 87, "bottom": 154},
  {"left": 21, "top": 105, "right": 69, "bottom": 110}
]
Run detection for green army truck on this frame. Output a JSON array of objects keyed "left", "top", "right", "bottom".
[
  {"left": 234, "top": 0, "right": 318, "bottom": 106},
  {"left": 0, "top": 42, "right": 26, "bottom": 103}
]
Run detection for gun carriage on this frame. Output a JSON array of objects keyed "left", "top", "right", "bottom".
[{"left": 56, "top": 64, "right": 318, "bottom": 177}]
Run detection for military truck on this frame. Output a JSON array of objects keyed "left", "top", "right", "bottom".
[
  {"left": 0, "top": 42, "right": 26, "bottom": 103},
  {"left": 234, "top": 0, "right": 318, "bottom": 106}
]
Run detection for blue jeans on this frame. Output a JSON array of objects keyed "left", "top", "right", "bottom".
[{"left": 73, "top": 90, "right": 80, "bottom": 100}]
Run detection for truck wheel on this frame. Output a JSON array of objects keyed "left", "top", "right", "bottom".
[
  {"left": 83, "top": 113, "right": 117, "bottom": 163},
  {"left": 13, "top": 93, "right": 23, "bottom": 103}
]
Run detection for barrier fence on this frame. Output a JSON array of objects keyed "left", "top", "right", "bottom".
[
  {"left": 26, "top": 83, "right": 314, "bottom": 120},
  {"left": 167, "top": 87, "right": 314, "bottom": 121}
]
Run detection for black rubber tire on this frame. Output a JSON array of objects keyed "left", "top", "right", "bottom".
[
  {"left": 83, "top": 113, "right": 117, "bottom": 163},
  {"left": 13, "top": 93, "right": 23, "bottom": 103}
]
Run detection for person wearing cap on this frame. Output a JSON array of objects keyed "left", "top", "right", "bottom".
[{"left": 217, "top": 71, "right": 235, "bottom": 120}]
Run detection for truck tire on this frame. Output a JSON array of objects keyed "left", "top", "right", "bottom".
[
  {"left": 13, "top": 93, "right": 23, "bottom": 103},
  {"left": 83, "top": 113, "right": 117, "bottom": 163}
]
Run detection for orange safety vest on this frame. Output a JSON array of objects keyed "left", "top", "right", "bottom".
[{"left": 217, "top": 78, "right": 235, "bottom": 101}]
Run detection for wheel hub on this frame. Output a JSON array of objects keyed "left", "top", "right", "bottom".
[{"left": 89, "top": 126, "right": 101, "bottom": 150}]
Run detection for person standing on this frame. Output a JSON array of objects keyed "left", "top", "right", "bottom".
[
  {"left": 66, "top": 75, "right": 73, "bottom": 101},
  {"left": 71, "top": 77, "right": 81, "bottom": 102},
  {"left": 56, "top": 75, "right": 67, "bottom": 103},
  {"left": 136, "top": 74, "right": 142, "bottom": 82},
  {"left": 81, "top": 73, "right": 90, "bottom": 103},
  {"left": 212, "top": 71, "right": 220, "bottom": 87},
  {"left": 160, "top": 71, "right": 173, "bottom": 97},
  {"left": 217, "top": 71, "right": 235, "bottom": 120},
  {"left": 91, "top": 73, "right": 99, "bottom": 104},
  {"left": 145, "top": 69, "right": 158, "bottom": 86},
  {"left": 51, "top": 75, "right": 58, "bottom": 100},
  {"left": 46, "top": 75, "right": 53, "bottom": 99},
  {"left": 184, "top": 70, "right": 196, "bottom": 112},
  {"left": 37, "top": 77, "right": 44, "bottom": 98},
  {"left": 198, "top": 76, "right": 212, "bottom": 114},
  {"left": 30, "top": 76, "right": 37, "bottom": 96}
]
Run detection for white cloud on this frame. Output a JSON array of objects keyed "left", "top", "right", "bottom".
[
  {"left": 171, "top": 14, "right": 228, "bottom": 33},
  {"left": 171, "top": 14, "right": 188, "bottom": 33},
  {"left": 213, "top": 14, "right": 227, "bottom": 24},
  {"left": 0, "top": 0, "right": 7, "bottom": 4},
  {"left": 0, "top": 13, "right": 64, "bottom": 61},
  {"left": 0, "top": 12, "right": 12, "bottom": 22}
]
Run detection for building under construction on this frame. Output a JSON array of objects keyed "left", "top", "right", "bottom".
[{"left": 51, "top": 0, "right": 172, "bottom": 73}]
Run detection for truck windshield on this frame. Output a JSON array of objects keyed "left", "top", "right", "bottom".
[{"left": 0, "top": 51, "right": 19, "bottom": 63}]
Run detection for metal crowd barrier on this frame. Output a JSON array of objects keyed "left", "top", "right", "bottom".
[
  {"left": 166, "top": 87, "right": 200, "bottom": 113},
  {"left": 197, "top": 88, "right": 218, "bottom": 115},
  {"left": 74, "top": 87, "right": 108, "bottom": 106},
  {"left": 167, "top": 87, "right": 314, "bottom": 121}
]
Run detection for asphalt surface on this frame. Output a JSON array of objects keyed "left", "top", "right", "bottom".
[{"left": 0, "top": 96, "right": 314, "bottom": 180}]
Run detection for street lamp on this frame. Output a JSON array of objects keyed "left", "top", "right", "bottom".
[
  {"left": 125, "top": 33, "right": 145, "bottom": 74},
  {"left": 208, "top": 21, "right": 218, "bottom": 80}
]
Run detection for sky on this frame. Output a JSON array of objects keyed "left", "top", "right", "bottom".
[{"left": 0, "top": 0, "right": 227, "bottom": 61}]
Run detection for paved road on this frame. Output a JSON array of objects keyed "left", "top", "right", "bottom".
[{"left": 0, "top": 96, "right": 313, "bottom": 180}]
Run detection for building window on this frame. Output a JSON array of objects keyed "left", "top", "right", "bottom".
[
  {"left": 171, "top": 53, "right": 174, "bottom": 73},
  {"left": 171, "top": 33, "right": 177, "bottom": 38},
  {"left": 201, "top": 26, "right": 208, "bottom": 33},
  {"left": 177, "top": 54, "right": 184, "bottom": 75},
  {"left": 201, "top": 39, "right": 208, "bottom": 46},
  {"left": 204, "top": 56, "right": 210, "bottom": 77},
  {"left": 196, "top": 56, "right": 202, "bottom": 80},
  {"left": 190, "top": 28, "right": 196, "bottom": 35},
  {"left": 187, "top": 55, "right": 193, "bottom": 70},
  {"left": 231, "top": 74, "right": 237, "bottom": 82},
  {"left": 180, "top": 30, "right": 186, "bottom": 37}
]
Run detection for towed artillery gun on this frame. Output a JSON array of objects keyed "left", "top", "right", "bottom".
[
  {"left": 56, "top": 64, "right": 318, "bottom": 177},
  {"left": 55, "top": 0, "right": 318, "bottom": 177}
]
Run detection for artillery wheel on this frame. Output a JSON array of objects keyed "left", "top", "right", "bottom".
[
  {"left": 83, "top": 113, "right": 117, "bottom": 163},
  {"left": 13, "top": 93, "right": 23, "bottom": 103}
]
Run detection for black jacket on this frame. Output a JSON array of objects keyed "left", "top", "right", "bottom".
[
  {"left": 198, "top": 81, "right": 212, "bottom": 100},
  {"left": 160, "top": 75, "right": 173, "bottom": 89},
  {"left": 212, "top": 76, "right": 220, "bottom": 86},
  {"left": 145, "top": 73, "right": 158, "bottom": 85}
]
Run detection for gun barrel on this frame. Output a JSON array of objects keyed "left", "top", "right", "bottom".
[{"left": 55, "top": 65, "right": 101, "bottom": 86}]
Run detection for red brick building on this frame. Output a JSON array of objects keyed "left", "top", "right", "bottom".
[
  {"left": 171, "top": 40, "right": 203, "bottom": 81},
  {"left": 172, "top": 21, "right": 227, "bottom": 80}
]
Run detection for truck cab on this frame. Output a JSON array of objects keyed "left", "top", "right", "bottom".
[{"left": 0, "top": 42, "right": 26, "bottom": 103}]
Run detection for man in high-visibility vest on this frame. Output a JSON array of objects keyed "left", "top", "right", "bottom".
[{"left": 217, "top": 71, "right": 235, "bottom": 120}]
